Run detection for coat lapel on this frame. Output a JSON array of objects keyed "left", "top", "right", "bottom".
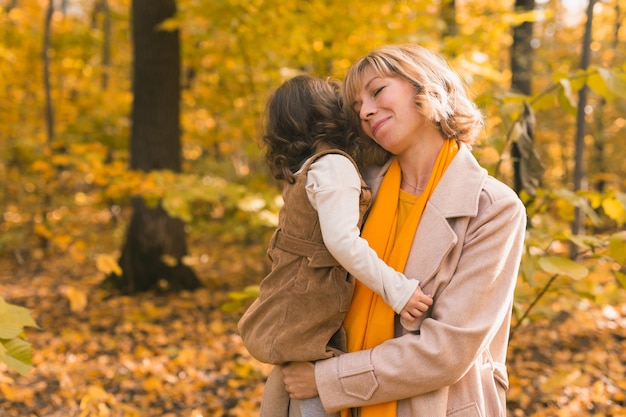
[{"left": 364, "top": 144, "right": 487, "bottom": 286}]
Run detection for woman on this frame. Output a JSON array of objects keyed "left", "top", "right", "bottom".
[{"left": 268, "top": 44, "right": 526, "bottom": 417}]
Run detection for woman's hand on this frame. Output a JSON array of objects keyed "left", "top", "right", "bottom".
[{"left": 282, "top": 361, "right": 318, "bottom": 399}]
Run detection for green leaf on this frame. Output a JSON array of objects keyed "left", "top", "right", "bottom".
[
  {"left": 0, "top": 338, "right": 33, "bottom": 376},
  {"left": 569, "top": 234, "right": 603, "bottom": 252},
  {"left": 162, "top": 193, "right": 192, "bottom": 223},
  {"left": 0, "top": 298, "right": 39, "bottom": 339},
  {"left": 538, "top": 256, "right": 588, "bottom": 280}
]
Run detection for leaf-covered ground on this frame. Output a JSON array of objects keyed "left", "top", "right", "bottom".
[{"left": 1, "top": 241, "right": 625, "bottom": 417}]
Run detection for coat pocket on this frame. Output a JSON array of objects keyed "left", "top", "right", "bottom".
[
  {"left": 337, "top": 354, "right": 379, "bottom": 401},
  {"left": 447, "top": 402, "right": 482, "bottom": 417}
]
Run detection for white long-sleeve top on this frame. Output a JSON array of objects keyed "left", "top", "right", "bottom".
[{"left": 303, "top": 153, "right": 419, "bottom": 314}]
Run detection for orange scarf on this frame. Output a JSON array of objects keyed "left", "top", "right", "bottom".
[{"left": 341, "top": 140, "right": 459, "bottom": 417}]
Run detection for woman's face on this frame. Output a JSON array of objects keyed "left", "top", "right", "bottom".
[{"left": 353, "top": 66, "right": 425, "bottom": 155}]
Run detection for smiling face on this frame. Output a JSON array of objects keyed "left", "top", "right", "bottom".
[
  {"left": 343, "top": 45, "right": 484, "bottom": 153},
  {"left": 352, "top": 66, "right": 426, "bottom": 155}
]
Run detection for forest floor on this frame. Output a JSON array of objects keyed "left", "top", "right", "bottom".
[{"left": 0, "top": 238, "right": 625, "bottom": 417}]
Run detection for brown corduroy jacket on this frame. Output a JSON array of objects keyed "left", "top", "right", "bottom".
[{"left": 238, "top": 149, "right": 371, "bottom": 365}]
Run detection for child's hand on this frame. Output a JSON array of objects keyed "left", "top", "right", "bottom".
[{"left": 400, "top": 286, "right": 433, "bottom": 323}]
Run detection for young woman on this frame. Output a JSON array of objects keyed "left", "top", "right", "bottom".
[
  {"left": 237, "top": 75, "right": 432, "bottom": 417},
  {"left": 273, "top": 45, "right": 527, "bottom": 417}
]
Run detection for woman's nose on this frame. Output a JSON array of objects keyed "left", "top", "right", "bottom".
[{"left": 360, "top": 102, "right": 375, "bottom": 120}]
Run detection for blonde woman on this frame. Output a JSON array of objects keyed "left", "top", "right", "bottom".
[{"left": 272, "top": 44, "right": 526, "bottom": 417}]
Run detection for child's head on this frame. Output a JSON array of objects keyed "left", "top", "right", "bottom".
[{"left": 263, "top": 75, "right": 358, "bottom": 183}]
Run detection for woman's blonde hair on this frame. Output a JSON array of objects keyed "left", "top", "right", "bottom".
[{"left": 344, "top": 44, "right": 484, "bottom": 158}]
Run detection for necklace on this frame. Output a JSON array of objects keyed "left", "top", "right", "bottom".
[{"left": 402, "top": 178, "right": 425, "bottom": 192}]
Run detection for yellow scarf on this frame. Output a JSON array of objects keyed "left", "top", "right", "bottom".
[{"left": 341, "top": 140, "right": 458, "bottom": 417}]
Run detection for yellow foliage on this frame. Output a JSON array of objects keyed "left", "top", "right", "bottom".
[
  {"left": 33, "top": 223, "right": 53, "bottom": 240},
  {"left": 603, "top": 197, "right": 626, "bottom": 227},
  {"left": 96, "top": 254, "right": 122, "bottom": 276},
  {"left": 142, "top": 375, "right": 164, "bottom": 392},
  {"left": 64, "top": 286, "right": 88, "bottom": 313}
]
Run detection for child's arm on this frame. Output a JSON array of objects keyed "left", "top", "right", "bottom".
[{"left": 307, "top": 155, "right": 429, "bottom": 318}]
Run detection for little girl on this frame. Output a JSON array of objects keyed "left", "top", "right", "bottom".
[{"left": 238, "top": 75, "right": 432, "bottom": 417}]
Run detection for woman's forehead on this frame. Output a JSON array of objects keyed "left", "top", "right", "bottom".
[{"left": 347, "top": 65, "right": 380, "bottom": 95}]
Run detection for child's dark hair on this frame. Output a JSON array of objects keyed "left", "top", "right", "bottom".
[{"left": 262, "top": 75, "right": 359, "bottom": 183}]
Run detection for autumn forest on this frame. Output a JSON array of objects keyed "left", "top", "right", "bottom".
[{"left": 0, "top": 0, "right": 625, "bottom": 416}]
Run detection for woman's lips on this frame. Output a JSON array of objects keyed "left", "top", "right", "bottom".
[{"left": 371, "top": 117, "right": 389, "bottom": 136}]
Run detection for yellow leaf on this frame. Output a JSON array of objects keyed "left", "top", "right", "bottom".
[
  {"left": 31, "top": 160, "right": 52, "bottom": 173},
  {"left": 157, "top": 17, "right": 180, "bottom": 31},
  {"left": 96, "top": 254, "right": 122, "bottom": 276},
  {"left": 142, "top": 376, "right": 163, "bottom": 391},
  {"left": 608, "top": 231, "right": 626, "bottom": 264},
  {"left": 33, "top": 223, "right": 53, "bottom": 240},
  {"left": 603, "top": 197, "right": 626, "bottom": 227},
  {"left": 65, "top": 286, "right": 88, "bottom": 313},
  {"left": 161, "top": 254, "right": 178, "bottom": 267}
]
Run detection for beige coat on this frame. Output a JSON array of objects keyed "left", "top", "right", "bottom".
[{"left": 261, "top": 144, "right": 527, "bottom": 417}]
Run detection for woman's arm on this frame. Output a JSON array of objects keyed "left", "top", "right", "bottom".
[{"left": 312, "top": 183, "right": 526, "bottom": 412}]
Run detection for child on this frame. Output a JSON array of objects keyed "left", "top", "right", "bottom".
[{"left": 238, "top": 75, "right": 432, "bottom": 417}]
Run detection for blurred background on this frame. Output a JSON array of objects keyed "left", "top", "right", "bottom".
[{"left": 0, "top": 0, "right": 625, "bottom": 416}]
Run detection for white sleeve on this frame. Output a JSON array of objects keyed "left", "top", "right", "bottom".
[{"left": 306, "top": 154, "right": 419, "bottom": 313}]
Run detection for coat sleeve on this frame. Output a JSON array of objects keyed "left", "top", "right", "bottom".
[{"left": 315, "top": 180, "right": 527, "bottom": 412}]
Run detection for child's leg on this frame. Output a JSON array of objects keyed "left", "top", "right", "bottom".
[{"left": 296, "top": 396, "right": 339, "bottom": 417}]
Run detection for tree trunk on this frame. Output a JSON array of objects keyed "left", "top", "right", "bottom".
[
  {"left": 511, "top": 0, "right": 535, "bottom": 95},
  {"left": 442, "top": 0, "right": 457, "bottom": 38},
  {"left": 571, "top": 0, "right": 596, "bottom": 258},
  {"left": 592, "top": 1, "right": 620, "bottom": 195},
  {"left": 42, "top": 0, "right": 54, "bottom": 143},
  {"left": 441, "top": 0, "right": 458, "bottom": 59},
  {"left": 93, "top": 0, "right": 111, "bottom": 90},
  {"left": 510, "top": 0, "right": 542, "bottom": 199},
  {"left": 115, "top": 0, "right": 200, "bottom": 293}
]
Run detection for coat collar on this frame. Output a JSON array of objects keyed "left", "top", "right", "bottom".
[
  {"left": 428, "top": 143, "right": 487, "bottom": 218},
  {"left": 364, "top": 142, "right": 487, "bottom": 219}
]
